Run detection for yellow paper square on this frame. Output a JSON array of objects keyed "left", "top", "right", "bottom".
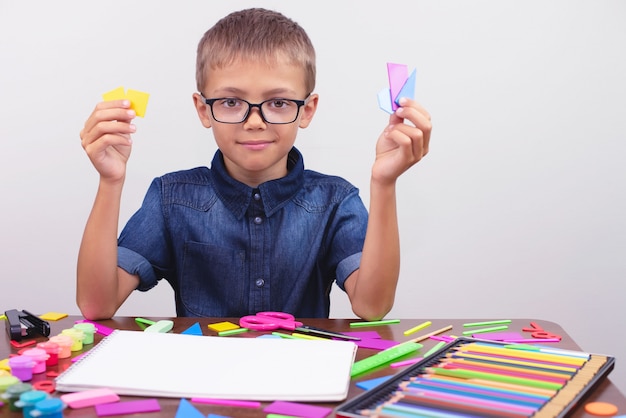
[
  {"left": 102, "top": 86, "right": 126, "bottom": 101},
  {"left": 207, "top": 321, "right": 240, "bottom": 332},
  {"left": 40, "top": 312, "right": 69, "bottom": 321},
  {"left": 126, "top": 88, "right": 150, "bottom": 117}
]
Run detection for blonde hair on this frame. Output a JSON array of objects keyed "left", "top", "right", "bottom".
[{"left": 196, "top": 8, "right": 316, "bottom": 94}]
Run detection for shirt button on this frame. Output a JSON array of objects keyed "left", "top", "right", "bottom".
[
  {"left": 255, "top": 279, "right": 265, "bottom": 287},
  {"left": 253, "top": 193, "right": 261, "bottom": 201},
  {"left": 254, "top": 216, "right": 263, "bottom": 224}
]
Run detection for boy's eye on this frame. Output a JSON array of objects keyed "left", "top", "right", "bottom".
[
  {"left": 220, "top": 98, "right": 242, "bottom": 108},
  {"left": 268, "top": 99, "right": 290, "bottom": 109}
]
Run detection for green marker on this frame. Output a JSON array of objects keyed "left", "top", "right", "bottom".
[
  {"left": 463, "top": 320, "right": 512, "bottom": 328},
  {"left": 135, "top": 317, "right": 156, "bottom": 325},
  {"left": 350, "top": 319, "right": 400, "bottom": 328},
  {"left": 423, "top": 341, "right": 446, "bottom": 358},
  {"left": 462, "top": 325, "right": 509, "bottom": 335},
  {"left": 218, "top": 328, "right": 249, "bottom": 337}
]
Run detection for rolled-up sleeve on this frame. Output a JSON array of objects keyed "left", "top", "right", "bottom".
[{"left": 117, "top": 178, "right": 172, "bottom": 291}]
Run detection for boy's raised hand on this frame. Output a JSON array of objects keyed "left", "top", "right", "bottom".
[
  {"left": 80, "top": 100, "right": 137, "bottom": 183},
  {"left": 373, "top": 97, "right": 431, "bottom": 184}
]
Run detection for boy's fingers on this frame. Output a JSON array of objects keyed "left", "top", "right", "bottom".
[
  {"left": 81, "top": 120, "right": 136, "bottom": 147},
  {"left": 82, "top": 101, "right": 135, "bottom": 133}
]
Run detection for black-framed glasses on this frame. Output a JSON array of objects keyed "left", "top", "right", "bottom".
[{"left": 201, "top": 94, "right": 308, "bottom": 124}]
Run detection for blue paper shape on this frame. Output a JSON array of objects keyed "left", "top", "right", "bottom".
[
  {"left": 356, "top": 375, "right": 394, "bottom": 390},
  {"left": 377, "top": 88, "right": 394, "bottom": 114},
  {"left": 181, "top": 322, "right": 203, "bottom": 336},
  {"left": 378, "top": 64, "right": 416, "bottom": 114},
  {"left": 395, "top": 68, "right": 416, "bottom": 105},
  {"left": 175, "top": 399, "right": 205, "bottom": 418}
]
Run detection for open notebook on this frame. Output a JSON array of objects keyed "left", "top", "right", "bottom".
[{"left": 55, "top": 329, "right": 358, "bottom": 401}]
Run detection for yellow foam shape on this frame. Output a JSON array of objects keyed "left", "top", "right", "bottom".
[
  {"left": 102, "top": 86, "right": 150, "bottom": 117},
  {"left": 40, "top": 312, "right": 69, "bottom": 321},
  {"left": 0, "top": 314, "right": 5, "bottom": 320},
  {"left": 126, "top": 88, "right": 150, "bottom": 117},
  {"left": 102, "top": 86, "right": 126, "bottom": 101},
  {"left": 0, "top": 358, "right": 10, "bottom": 371},
  {"left": 207, "top": 321, "right": 240, "bottom": 332}
]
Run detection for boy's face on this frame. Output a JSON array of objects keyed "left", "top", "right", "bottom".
[{"left": 193, "top": 57, "right": 318, "bottom": 187}]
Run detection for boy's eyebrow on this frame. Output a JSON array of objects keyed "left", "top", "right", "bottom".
[{"left": 210, "top": 87, "right": 301, "bottom": 98}]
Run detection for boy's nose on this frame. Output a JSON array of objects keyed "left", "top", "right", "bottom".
[{"left": 244, "top": 107, "right": 266, "bottom": 126}]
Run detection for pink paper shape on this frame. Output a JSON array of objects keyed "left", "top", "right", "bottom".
[
  {"left": 96, "top": 399, "right": 160, "bottom": 416},
  {"left": 387, "top": 63, "right": 408, "bottom": 111},
  {"left": 264, "top": 401, "right": 332, "bottom": 418},
  {"left": 474, "top": 332, "right": 523, "bottom": 341}
]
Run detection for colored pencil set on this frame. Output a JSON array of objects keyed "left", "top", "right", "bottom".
[{"left": 336, "top": 338, "right": 615, "bottom": 418}]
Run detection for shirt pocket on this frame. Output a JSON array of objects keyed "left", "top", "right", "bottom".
[{"left": 179, "top": 241, "right": 247, "bottom": 316}]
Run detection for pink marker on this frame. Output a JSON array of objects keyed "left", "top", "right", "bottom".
[
  {"left": 61, "top": 388, "right": 120, "bottom": 409},
  {"left": 503, "top": 338, "right": 561, "bottom": 343},
  {"left": 391, "top": 357, "right": 423, "bottom": 368}
]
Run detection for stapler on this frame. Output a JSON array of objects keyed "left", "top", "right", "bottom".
[{"left": 4, "top": 309, "right": 51, "bottom": 341}]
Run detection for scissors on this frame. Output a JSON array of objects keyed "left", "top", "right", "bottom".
[
  {"left": 522, "top": 322, "right": 562, "bottom": 340},
  {"left": 239, "top": 311, "right": 360, "bottom": 341}
]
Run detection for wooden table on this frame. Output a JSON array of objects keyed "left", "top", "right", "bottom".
[{"left": 1, "top": 317, "right": 624, "bottom": 417}]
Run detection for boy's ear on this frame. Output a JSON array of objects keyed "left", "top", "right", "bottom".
[
  {"left": 192, "top": 93, "right": 212, "bottom": 128},
  {"left": 299, "top": 94, "right": 319, "bottom": 129}
]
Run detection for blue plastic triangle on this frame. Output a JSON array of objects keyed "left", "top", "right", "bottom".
[
  {"left": 175, "top": 399, "right": 205, "bottom": 418},
  {"left": 181, "top": 322, "right": 203, "bottom": 336},
  {"left": 394, "top": 68, "right": 416, "bottom": 105}
]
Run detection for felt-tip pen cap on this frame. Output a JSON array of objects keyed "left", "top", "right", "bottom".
[
  {"left": 72, "top": 323, "right": 96, "bottom": 345},
  {"left": 48, "top": 335, "right": 73, "bottom": 359},
  {"left": 8, "top": 356, "right": 36, "bottom": 382}
]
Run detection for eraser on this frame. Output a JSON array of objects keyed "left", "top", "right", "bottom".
[
  {"left": 144, "top": 320, "right": 173, "bottom": 333},
  {"left": 61, "top": 388, "right": 120, "bottom": 409}
]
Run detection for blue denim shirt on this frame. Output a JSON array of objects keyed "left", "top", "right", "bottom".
[{"left": 117, "top": 147, "right": 368, "bottom": 317}]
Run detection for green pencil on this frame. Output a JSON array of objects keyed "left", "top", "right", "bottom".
[{"left": 350, "top": 319, "right": 400, "bottom": 328}]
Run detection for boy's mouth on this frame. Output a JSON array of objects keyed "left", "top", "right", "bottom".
[{"left": 239, "top": 140, "right": 273, "bottom": 151}]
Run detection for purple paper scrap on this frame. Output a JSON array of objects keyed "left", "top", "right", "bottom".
[
  {"left": 96, "top": 399, "right": 160, "bottom": 416},
  {"left": 264, "top": 400, "right": 332, "bottom": 418},
  {"left": 356, "top": 338, "right": 398, "bottom": 350}
]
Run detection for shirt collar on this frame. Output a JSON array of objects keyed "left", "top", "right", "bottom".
[{"left": 210, "top": 147, "right": 305, "bottom": 219}]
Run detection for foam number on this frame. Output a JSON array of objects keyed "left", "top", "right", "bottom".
[
  {"left": 377, "top": 63, "right": 416, "bottom": 114},
  {"left": 102, "top": 86, "right": 150, "bottom": 117}
]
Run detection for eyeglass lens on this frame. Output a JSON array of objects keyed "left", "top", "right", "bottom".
[{"left": 210, "top": 98, "right": 301, "bottom": 124}]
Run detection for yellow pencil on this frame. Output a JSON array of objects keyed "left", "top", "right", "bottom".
[
  {"left": 406, "top": 325, "right": 453, "bottom": 344},
  {"left": 403, "top": 321, "right": 432, "bottom": 336}
]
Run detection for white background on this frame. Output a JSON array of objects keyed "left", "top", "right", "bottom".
[{"left": 1, "top": 1, "right": 625, "bottom": 393}]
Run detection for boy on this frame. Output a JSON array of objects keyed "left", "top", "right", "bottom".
[{"left": 77, "top": 8, "right": 431, "bottom": 321}]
